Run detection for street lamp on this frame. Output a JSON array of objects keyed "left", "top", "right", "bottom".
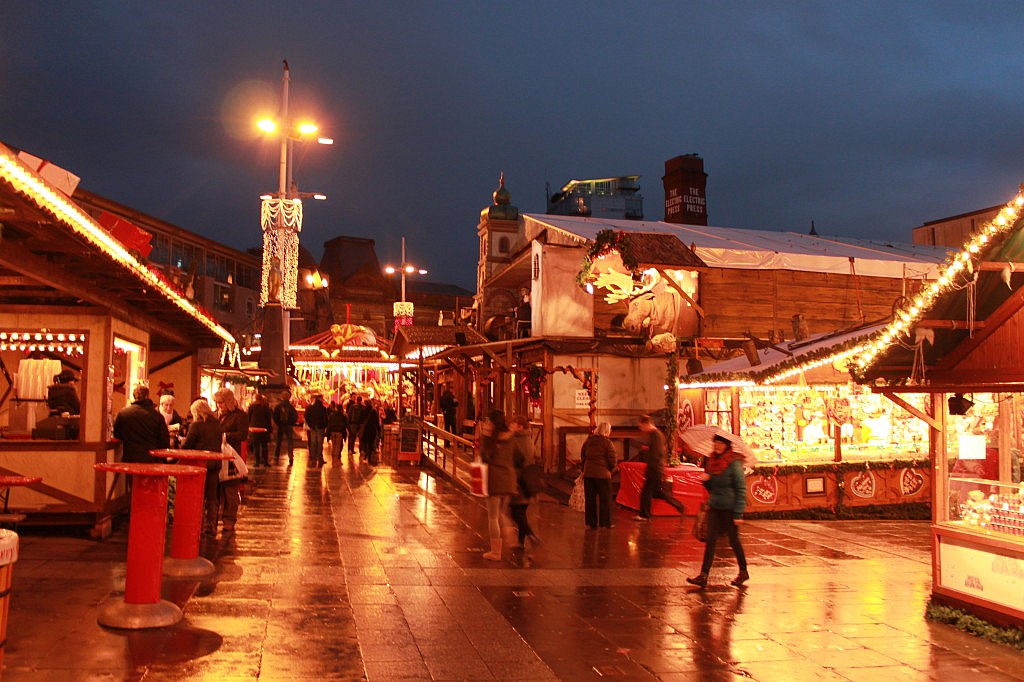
[
  {"left": 383, "top": 237, "right": 428, "bottom": 330},
  {"left": 253, "top": 59, "right": 331, "bottom": 389}
]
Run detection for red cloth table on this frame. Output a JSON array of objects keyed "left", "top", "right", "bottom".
[
  {"left": 94, "top": 462, "right": 205, "bottom": 629},
  {"left": 615, "top": 461, "right": 707, "bottom": 516},
  {"left": 151, "top": 449, "right": 232, "bottom": 579},
  {"left": 0, "top": 476, "right": 42, "bottom": 513}
]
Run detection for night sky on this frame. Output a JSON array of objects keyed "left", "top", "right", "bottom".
[{"left": 3, "top": 2, "right": 1023, "bottom": 289}]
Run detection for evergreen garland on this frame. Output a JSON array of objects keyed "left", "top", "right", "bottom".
[
  {"left": 576, "top": 229, "right": 640, "bottom": 287},
  {"left": 926, "top": 600, "right": 1024, "bottom": 651},
  {"left": 664, "top": 346, "right": 680, "bottom": 457}
]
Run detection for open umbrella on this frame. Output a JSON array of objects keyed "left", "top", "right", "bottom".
[{"left": 680, "top": 424, "right": 757, "bottom": 467}]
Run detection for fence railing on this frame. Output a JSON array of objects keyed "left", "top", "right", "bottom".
[{"left": 420, "top": 421, "right": 476, "bottom": 491}]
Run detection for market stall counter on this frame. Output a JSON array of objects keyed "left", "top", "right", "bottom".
[{"left": 615, "top": 461, "right": 706, "bottom": 516}]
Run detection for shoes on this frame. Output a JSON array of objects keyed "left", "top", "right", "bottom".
[
  {"left": 633, "top": 515, "right": 649, "bottom": 521},
  {"left": 731, "top": 570, "right": 750, "bottom": 586},
  {"left": 601, "top": 524, "right": 615, "bottom": 529},
  {"left": 586, "top": 525, "right": 597, "bottom": 530},
  {"left": 686, "top": 573, "right": 708, "bottom": 588}
]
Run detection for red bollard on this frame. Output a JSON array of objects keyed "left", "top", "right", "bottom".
[{"left": 95, "top": 462, "right": 205, "bottom": 629}]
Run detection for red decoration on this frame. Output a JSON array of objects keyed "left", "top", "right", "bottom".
[
  {"left": 750, "top": 475, "right": 778, "bottom": 505},
  {"left": 900, "top": 468, "right": 925, "bottom": 497},
  {"left": 98, "top": 211, "right": 154, "bottom": 258}
]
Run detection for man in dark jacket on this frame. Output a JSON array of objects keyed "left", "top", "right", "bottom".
[
  {"left": 304, "top": 393, "right": 328, "bottom": 468},
  {"left": 635, "top": 414, "right": 685, "bottom": 520},
  {"left": 273, "top": 390, "right": 298, "bottom": 465},
  {"left": 346, "top": 396, "right": 366, "bottom": 456},
  {"left": 440, "top": 384, "right": 458, "bottom": 435},
  {"left": 113, "top": 385, "right": 169, "bottom": 464},
  {"left": 247, "top": 392, "right": 273, "bottom": 467}
]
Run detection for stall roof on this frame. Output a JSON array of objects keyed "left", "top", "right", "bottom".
[
  {"left": 525, "top": 214, "right": 950, "bottom": 279},
  {"left": 0, "top": 142, "right": 235, "bottom": 348},
  {"left": 853, "top": 188, "right": 1024, "bottom": 390},
  {"left": 682, "top": 324, "right": 885, "bottom": 387}
]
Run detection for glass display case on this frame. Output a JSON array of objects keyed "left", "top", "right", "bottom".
[{"left": 736, "top": 384, "right": 929, "bottom": 464}]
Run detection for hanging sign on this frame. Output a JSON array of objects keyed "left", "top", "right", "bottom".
[{"left": 575, "top": 389, "right": 590, "bottom": 409}]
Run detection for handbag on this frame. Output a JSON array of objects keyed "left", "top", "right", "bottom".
[
  {"left": 220, "top": 439, "right": 249, "bottom": 482},
  {"left": 519, "top": 463, "right": 543, "bottom": 498},
  {"left": 469, "top": 459, "right": 489, "bottom": 497},
  {"left": 692, "top": 502, "right": 709, "bottom": 543},
  {"left": 568, "top": 474, "right": 586, "bottom": 512}
]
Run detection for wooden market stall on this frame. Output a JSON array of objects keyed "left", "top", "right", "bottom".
[
  {"left": 680, "top": 324, "right": 931, "bottom": 516},
  {"left": 0, "top": 142, "right": 235, "bottom": 536},
  {"left": 853, "top": 185, "right": 1024, "bottom": 626}
]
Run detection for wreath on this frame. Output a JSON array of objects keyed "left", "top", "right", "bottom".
[
  {"left": 576, "top": 229, "right": 640, "bottom": 287},
  {"left": 521, "top": 365, "right": 547, "bottom": 405}
]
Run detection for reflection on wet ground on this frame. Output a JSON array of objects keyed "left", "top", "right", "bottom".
[{"left": 5, "top": 447, "right": 1022, "bottom": 680}]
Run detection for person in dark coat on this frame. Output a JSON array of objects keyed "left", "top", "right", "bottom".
[
  {"left": 47, "top": 369, "right": 80, "bottom": 416},
  {"left": 440, "top": 384, "right": 458, "bottom": 435},
  {"left": 635, "top": 414, "right": 685, "bottom": 520},
  {"left": 304, "top": 394, "right": 328, "bottom": 468},
  {"left": 327, "top": 401, "right": 349, "bottom": 461},
  {"left": 480, "top": 410, "right": 517, "bottom": 561},
  {"left": 273, "top": 390, "right": 298, "bottom": 465},
  {"left": 158, "top": 393, "right": 184, "bottom": 448},
  {"left": 688, "top": 434, "right": 748, "bottom": 588},
  {"left": 113, "top": 385, "right": 169, "bottom": 464},
  {"left": 508, "top": 415, "right": 540, "bottom": 549},
  {"left": 346, "top": 396, "right": 366, "bottom": 455},
  {"left": 247, "top": 393, "right": 273, "bottom": 466},
  {"left": 181, "top": 398, "right": 224, "bottom": 535},
  {"left": 581, "top": 421, "right": 617, "bottom": 529},
  {"left": 360, "top": 400, "right": 382, "bottom": 466},
  {"left": 214, "top": 388, "right": 248, "bottom": 532}
]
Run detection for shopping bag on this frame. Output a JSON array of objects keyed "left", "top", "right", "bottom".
[
  {"left": 568, "top": 474, "right": 586, "bottom": 512},
  {"left": 470, "top": 460, "right": 489, "bottom": 497},
  {"left": 692, "top": 502, "right": 709, "bottom": 543},
  {"left": 220, "top": 440, "right": 249, "bottom": 482}
]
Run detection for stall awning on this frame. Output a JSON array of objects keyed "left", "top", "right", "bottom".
[
  {"left": 389, "top": 325, "right": 487, "bottom": 361},
  {"left": 0, "top": 142, "right": 235, "bottom": 349}
]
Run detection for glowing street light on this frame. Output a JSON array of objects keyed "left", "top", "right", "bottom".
[{"left": 383, "top": 237, "right": 427, "bottom": 303}]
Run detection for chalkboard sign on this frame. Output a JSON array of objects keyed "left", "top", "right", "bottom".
[{"left": 399, "top": 426, "right": 421, "bottom": 460}]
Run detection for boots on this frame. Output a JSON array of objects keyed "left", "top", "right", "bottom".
[
  {"left": 482, "top": 539, "right": 502, "bottom": 561},
  {"left": 686, "top": 573, "right": 708, "bottom": 588},
  {"left": 731, "top": 570, "right": 750, "bottom": 586}
]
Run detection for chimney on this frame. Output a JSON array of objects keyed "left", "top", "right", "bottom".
[{"left": 662, "top": 154, "right": 708, "bottom": 225}]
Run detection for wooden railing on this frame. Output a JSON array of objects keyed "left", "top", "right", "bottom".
[{"left": 420, "top": 421, "right": 476, "bottom": 491}]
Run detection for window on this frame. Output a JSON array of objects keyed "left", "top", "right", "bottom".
[
  {"left": 532, "top": 254, "right": 540, "bottom": 280},
  {"left": 498, "top": 236, "right": 510, "bottom": 254},
  {"left": 705, "top": 389, "right": 732, "bottom": 431},
  {"left": 245, "top": 297, "right": 255, "bottom": 317},
  {"left": 213, "top": 284, "right": 233, "bottom": 313}
]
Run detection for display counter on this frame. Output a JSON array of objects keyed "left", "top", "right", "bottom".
[{"left": 615, "top": 461, "right": 706, "bottom": 516}]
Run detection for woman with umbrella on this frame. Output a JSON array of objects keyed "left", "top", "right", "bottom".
[{"left": 686, "top": 432, "right": 749, "bottom": 588}]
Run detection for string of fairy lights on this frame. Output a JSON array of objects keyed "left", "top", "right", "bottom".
[
  {"left": 852, "top": 185, "right": 1024, "bottom": 376},
  {"left": 0, "top": 331, "right": 85, "bottom": 355},
  {"left": 259, "top": 198, "right": 302, "bottom": 308},
  {"left": 0, "top": 145, "right": 236, "bottom": 344}
]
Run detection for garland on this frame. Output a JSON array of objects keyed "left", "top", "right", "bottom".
[
  {"left": 926, "top": 600, "right": 1024, "bottom": 651},
  {"left": 665, "top": 346, "right": 680, "bottom": 458},
  {"left": 521, "top": 365, "right": 547, "bottom": 406},
  {"left": 745, "top": 502, "right": 930, "bottom": 521},
  {"left": 576, "top": 229, "right": 640, "bottom": 287},
  {"left": 752, "top": 458, "right": 929, "bottom": 478}
]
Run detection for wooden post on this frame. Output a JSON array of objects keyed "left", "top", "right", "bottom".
[
  {"left": 833, "top": 423, "right": 842, "bottom": 462},
  {"left": 543, "top": 348, "right": 555, "bottom": 472},
  {"left": 998, "top": 395, "right": 1012, "bottom": 483},
  {"left": 931, "top": 393, "right": 948, "bottom": 525}
]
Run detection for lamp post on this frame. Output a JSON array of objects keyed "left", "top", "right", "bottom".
[
  {"left": 384, "top": 237, "right": 428, "bottom": 329},
  {"left": 254, "top": 60, "right": 332, "bottom": 388}
]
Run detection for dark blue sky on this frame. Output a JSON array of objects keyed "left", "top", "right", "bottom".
[{"left": 3, "top": 2, "right": 1023, "bottom": 288}]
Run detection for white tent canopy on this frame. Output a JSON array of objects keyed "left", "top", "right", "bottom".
[{"left": 525, "top": 214, "right": 949, "bottom": 280}]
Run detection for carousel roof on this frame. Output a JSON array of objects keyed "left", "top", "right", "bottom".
[
  {"left": 290, "top": 323, "right": 389, "bottom": 362},
  {"left": 389, "top": 325, "right": 487, "bottom": 360}
]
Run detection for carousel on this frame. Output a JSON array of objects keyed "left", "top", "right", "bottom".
[{"left": 288, "top": 323, "right": 402, "bottom": 406}]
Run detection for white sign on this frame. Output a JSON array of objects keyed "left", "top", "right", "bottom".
[
  {"left": 575, "top": 389, "right": 590, "bottom": 409},
  {"left": 939, "top": 535, "right": 1024, "bottom": 612}
]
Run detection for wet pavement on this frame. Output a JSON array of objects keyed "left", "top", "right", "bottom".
[{"left": 4, "top": 446, "right": 1023, "bottom": 680}]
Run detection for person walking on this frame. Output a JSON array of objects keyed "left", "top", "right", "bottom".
[
  {"left": 581, "top": 422, "right": 617, "bottom": 529},
  {"left": 440, "top": 384, "right": 458, "bottom": 435},
  {"left": 635, "top": 414, "right": 685, "bottom": 520},
  {"left": 508, "top": 415, "right": 541, "bottom": 549},
  {"left": 273, "top": 390, "right": 298, "bottom": 466},
  {"left": 213, "top": 388, "right": 248, "bottom": 532},
  {"left": 480, "top": 410, "right": 517, "bottom": 561},
  {"left": 181, "top": 398, "right": 224, "bottom": 535},
  {"left": 326, "top": 401, "right": 349, "bottom": 461},
  {"left": 360, "top": 400, "right": 382, "bottom": 466},
  {"left": 346, "top": 396, "right": 366, "bottom": 457},
  {"left": 305, "top": 393, "right": 328, "bottom": 468},
  {"left": 247, "top": 392, "right": 273, "bottom": 467},
  {"left": 687, "top": 434, "right": 749, "bottom": 588},
  {"left": 113, "top": 385, "right": 169, "bottom": 464}
]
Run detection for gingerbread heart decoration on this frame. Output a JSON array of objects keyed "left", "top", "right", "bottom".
[
  {"left": 850, "top": 469, "right": 876, "bottom": 499},
  {"left": 750, "top": 475, "right": 778, "bottom": 505},
  {"left": 900, "top": 468, "right": 925, "bottom": 497}
]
